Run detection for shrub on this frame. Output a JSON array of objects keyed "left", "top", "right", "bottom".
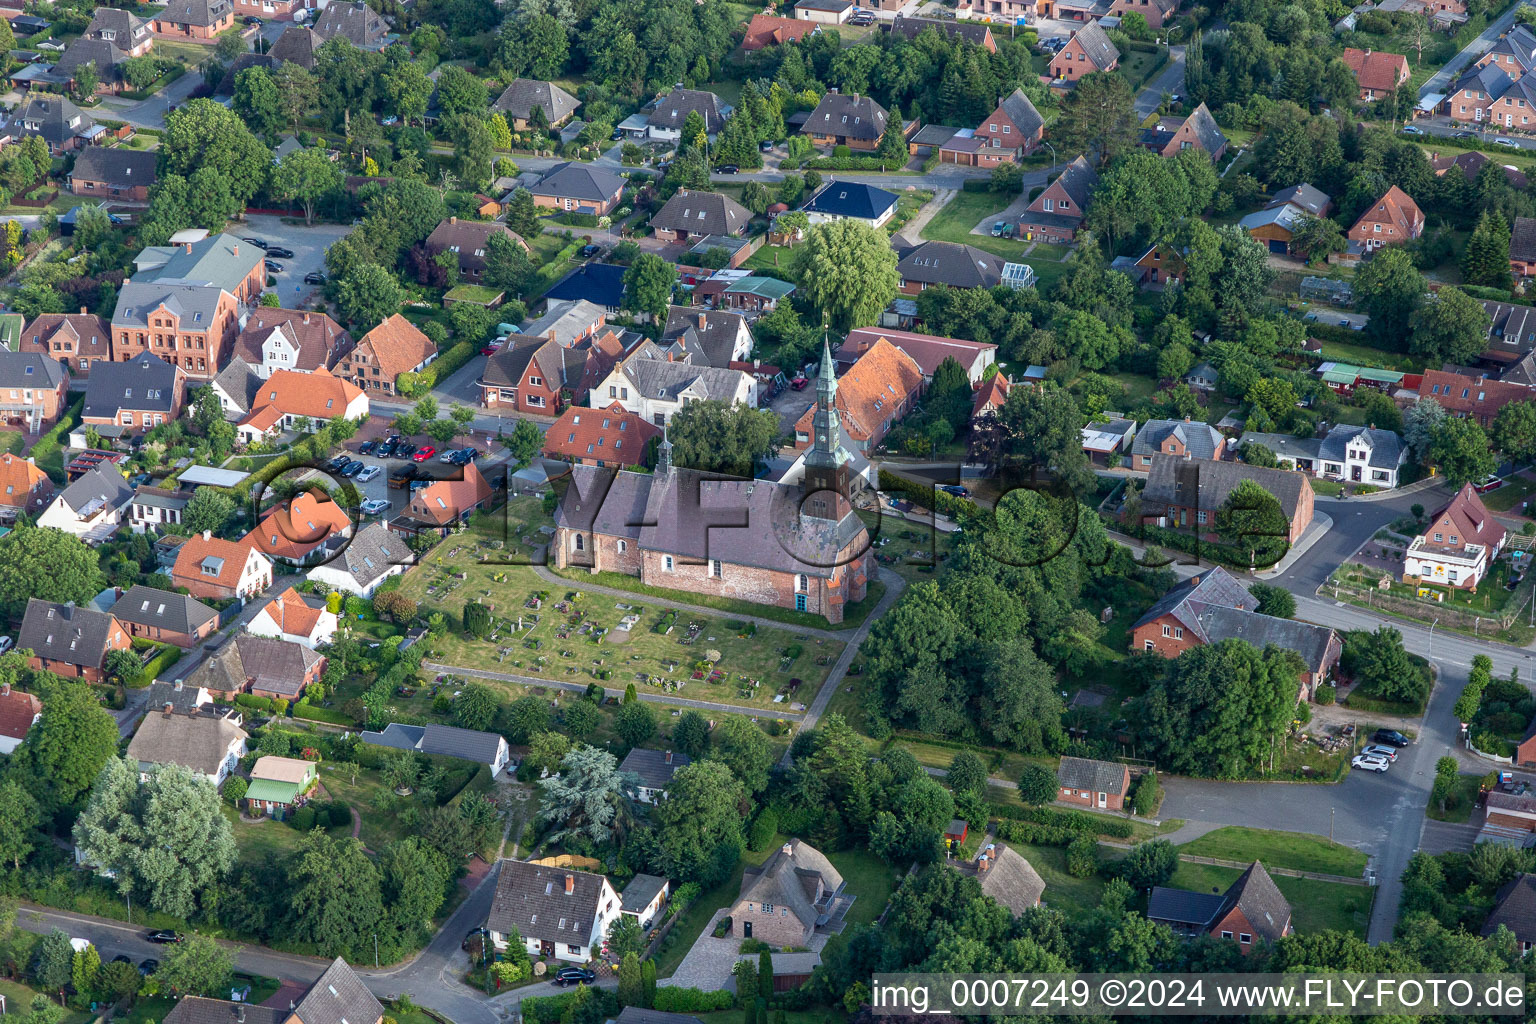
[
  {"left": 747, "top": 808, "right": 778, "bottom": 851},
  {"left": 326, "top": 801, "right": 352, "bottom": 828},
  {"left": 1128, "top": 771, "right": 1162, "bottom": 817},
  {"left": 223, "top": 776, "right": 248, "bottom": 806},
  {"left": 1065, "top": 834, "right": 1098, "bottom": 877},
  {"left": 1315, "top": 684, "right": 1336, "bottom": 705},
  {"left": 289, "top": 805, "right": 318, "bottom": 831},
  {"left": 652, "top": 988, "right": 735, "bottom": 1012}
]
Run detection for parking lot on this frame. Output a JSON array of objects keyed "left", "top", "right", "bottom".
[
  {"left": 239, "top": 214, "right": 352, "bottom": 306},
  {"left": 292, "top": 432, "right": 509, "bottom": 525}
]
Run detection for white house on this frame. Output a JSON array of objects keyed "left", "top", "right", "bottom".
[
  {"left": 235, "top": 368, "right": 369, "bottom": 446},
  {"left": 1239, "top": 425, "right": 1407, "bottom": 489},
  {"left": 36, "top": 463, "right": 135, "bottom": 544},
  {"left": 246, "top": 586, "right": 338, "bottom": 648},
  {"left": 590, "top": 348, "right": 757, "bottom": 427},
  {"left": 620, "top": 874, "right": 670, "bottom": 930},
  {"left": 486, "top": 861, "right": 623, "bottom": 964},
  {"left": 1403, "top": 483, "right": 1508, "bottom": 590},
  {"left": 307, "top": 522, "right": 412, "bottom": 597},
  {"left": 360, "top": 721, "right": 512, "bottom": 777},
  {"left": 128, "top": 487, "right": 192, "bottom": 535},
  {"left": 125, "top": 710, "right": 248, "bottom": 787}
]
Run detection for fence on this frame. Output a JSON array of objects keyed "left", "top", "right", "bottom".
[
  {"left": 528, "top": 853, "right": 602, "bottom": 870},
  {"left": 12, "top": 189, "right": 58, "bottom": 208},
  {"left": 1096, "top": 843, "right": 1374, "bottom": 885},
  {"left": 1329, "top": 578, "right": 1517, "bottom": 635}
]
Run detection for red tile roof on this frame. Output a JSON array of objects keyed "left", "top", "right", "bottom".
[
  {"left": 407, "top": 461, "right": 492, "bottom": 526},
  {"left": 0, "top": 685, "right": 40, "bottom": 741},
  {"left": 354, "top": 314, "right": 439, "bottom": 381},
  {"left": 971, "top": 374, "right": 1012, "bottom": 418},
  {"left": 1349, "top": 185, "right": 1423, "bottom": 240},
  {"left": 245, "top": 491, "right": 351, "bottom": 561},
  {"left": 173, "top": 533, "right": 263, "bottom": 592},
  {"left": 1428, "top": 482, "right": 1506, "bottom": 553},
  {"left": 256, "top": 586, "right": 327, "bottom": 637},
  {"left": 0, "top": 453, "right": 50, "bottom": 509},
  {"left": 245, "top": 367, "right": 364, "bottom": 422},
  {"left": 797, "top": 337, "right": 924, "bottom": 446},
  {"left": 840, "top": 327, "right": 997, "bottom": 378},
  {"left": 542, "top": 401, "right": 660, "bottom": 466},
  {"left": 1418, "top": 369, "right": 1533, "bottom": 422},
  {"left": 1341, "top": 48, "right": 1410, "bottom": 93},
  {"left": 742, "top": 13, "right": 818, "bottom": 50}
]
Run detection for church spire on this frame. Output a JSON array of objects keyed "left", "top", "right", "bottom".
[
  {"left": 657, "top": 422, "right": 673, "bottom": 473},
  {"left": 806, "top": 333, "right": 843, "bottom": 470}
]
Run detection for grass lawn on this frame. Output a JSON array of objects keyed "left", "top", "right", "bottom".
[
  {"left": 2, "top": 979, "right": 91, "bottom": 1024},
  {"left": 314, "top": 765, "right": 419, "bottom": 851},
  {"left": 120, "top": 996, "right": 176, "bottom": 1024},
  {"left": 921, "top": 190, "right": 1032, "bottom": 260},
  {"left": 1003, "top": 841, "right": 1106, "bottom": 919},
  {"left": 1307, "top": 338, "right": 1424, "bottom": 374},
  {"left": 1164, "top": 862, "right": 1374, "bottom": 937},
  {"left": 223, "top": 805, "right": 327, "bottom": 861},
  {"left": 445, "top": 284, "right": 505, "bottom": 305},
  {"left": 826, "top": 849, "right": 900, "bottom": 927},
  {"left": 1427, "top": 773, "right": 1486, "bottom": 823},
  {"left": 1109, "top": 372, "right": 1159, "bottom": 405},
  {"left": 743, "top": 244, "right": 795, "bottom": 274},
  {"left": 1483, "top": 475, "right": 1536, "bottom": 512},
  {"left": 653, "top": 837, "right": 784, "bottom": 979},
  {"left": 1177, "top": 826, "right": 1367, "bottom": 877},
  {"left": 1115, "top": 48, "right": 1167, "bottom": 92},
  {"left": 857, "top": 509, "right": 957, "bottom": 585}
]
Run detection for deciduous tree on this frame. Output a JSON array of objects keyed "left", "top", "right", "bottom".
[{"left": 789, "top": 221, "right": 900, "bottom": 329}]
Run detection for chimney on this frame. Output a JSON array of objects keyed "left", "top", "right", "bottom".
[
  {"left": 0, "top": 683, "right": 8, "bottom": 697},
  {"left": 1190, "top": 575, "right": 1200, "bottom": 586},
  {"left": 173, "top": 679, "right": 183, "bottom": 692},
  {"left": 237, "top": 1008, "right": 246, "bottom": 1024},
  {"left": 184, "top": 242, "right": 192, "bottom": 254},
  {"left": 781, "top": 842, "right": 793, "bottom": 857},
  {"left": 202, "top": 530, "right": 211, "bottom": 540},
  {"left": 163, "top": 702, "right": 174, "bottom": 715},
  {"left": 232, "top": 244, "right": 238, "bottom": 258},
  {"left": 664, "top": 750, "right": 673, "bottom": 764},
  {"left": 79, "top": 306, "right": 87, "bottom": 315},
  {"left": 303, "top": 313, "right": 310, "bottom": 324},
  {"left": 25, "top": 456, "right": 32, "bottom": 465},
  {"left": 564, "top": 874, "right": 575, "bottom": 895},
  {"left": 828, "top": 87, "right": 838, "bottom": 94},
  {"left": 450, "top": 216, "right": 458, "bottom": 225},
  {"left": 696, "top": 312, "right": 706, "bottom": 330},
  {"left": 978, "top": 854, "right": 990, "bottom": 873}
]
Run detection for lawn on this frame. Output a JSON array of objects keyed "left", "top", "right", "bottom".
[
  {"left": 1309, "top": 337, "right": 1424, "bottom": 374},
  {"left": 1177, "top": 826, "right": 1368, "bottom": 877},
  {"left": 1427, "top": 773, "right": 1486, "bottom": 823},
  {"left": 1164, "top": 863, "right": 1374, "bottom": 937},
  {"left": 445, "top": 284, "right": 505, "bottom": 305},
  {"left": 2, "top": 978, "right": 91, "bottom": 1024},
  {"left": 1003, "top": 841, "right": 1106, "bottom": 920},
  {"left": 826, "top": 849, "right": 900, "bottom": 928},
  {"left": 1483, "top": 474, "right": 1536, "bottom": 512},
  {"left": 223, "top": 804, "right": 329, "bottom": 861},
  {"left": 743, "top": 245, "right": 795, "bottom": 274},
  {"left": 921, "top": 189, "right": 1033, "bottom": 260},
  {"left": 1115, "top": 48, "right": 1167, "bottom": 92},
  {"left": 653, "top": 836, "right": 784, "bottom": 979},
  {"left": 314, "top": 764, "right": 420, "bottom": 851},
  {"left": 856, "top": 509, "right": 956, "bottom": 585}
]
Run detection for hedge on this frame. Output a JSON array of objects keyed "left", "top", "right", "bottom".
[
  {"left": 652, "top": 988, "right": 736, "bottom": 1012},
  {"left": 135, "top": 645, "right": 182, "bottom": 686},
  {"left": 802, "top": 156, "right": 909, "bottom": 171},
  {"left": 878, "top": 468, "right": 971, "bottom": 520},
  {"left": 234, "top": 693, "right": 277, "bottom": 712},
  {"left": 989, "top": 802, "right": 1134, "bottom": 838},
  {"left": 293, "top": 702, "right": 355, "bottom": 726},
  {"left": 523, "top": 989, "right": 620, "bottom": 1024},
  {"left": 993, "top": 819, "right": 1078, "bottom": 846},
  {"left": 30, "top": 395, "right": 84, "bottom": 484}
]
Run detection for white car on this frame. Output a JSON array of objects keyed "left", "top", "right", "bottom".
[
  {"left": 359, "top": 498, "right": 391, "bottom": 516},
  {"left": 1351, "top": 755, "right": 1390, "bottom": 773},
  {"left": 1401, "top": 125, "right": 1425, "bottom": 135},
  {"left": 440, "top": 449, "right": 459, "bottom": 463},
  {"left": 1496, "top": 137, "right": 1516, "bottom": 146},
  {"left": 0, "top": 636, "right": 14, "bottom": 654},
  {"left": 1360, "top": 744, "right": 1398, "bottom": 762},
  {"left": 356, "top": 465, "right": 381, "bottom": 482}
]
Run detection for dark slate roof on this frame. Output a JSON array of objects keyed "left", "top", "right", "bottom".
[
  {"left": 1056, "top": 755, "right": 1126, "bottom": 795},
  {"left": 18, "top": 598, "right": 122, "bottom": 669},
  {"left": 1269, "top": 183, "right": 1330, "bottom": 217},
  {"left": 1130, "top": 565, "right": 1253, "bottom": 638},
  {"left": 186, "top": 633, "right": 321, "bottom": 698},
  {"left": 802, "top": 180, "right": 898, "bottom": 221},
  {"left": 1451, "top": 62, "right": 1513, "bottom": 101},
  {"left": 1129, "top": 418, "right": 1224, "bottom": 460},
  {"left": 144, "top": 678, "right": 211, "bottom": 713},
  {"left": 1182, "top": 102, "right": 1227, "bottom": 156},
  {"left": 1222, "top": 861, "right": 1291, "bottom": 943},
  {"left": 661, "top": 306, "right": 746, "bottom": 368},
  {"left": 487, "top": 860, "right": 608, "bottom": 943},
  {"left": 1317, "top": 425, "right": 1403, "bottom": 470},
  {"left": 620, "top": 873, "right": 669, "bottom": 913},
  {"left": 83, "top": 352, "right": 179, "bottom": 418},
  {"left": 114, "top": 584, "right": 217, "bottom": 635},
  {"left": 1147, "top": 886, "right": 1227, "bottom": 926},
  {"left": 545, "top": 263, "right": 626, "bottom": 309},
  {"left": 1070, "top": 21, "right": 1120, "bottom": 71},
  {"left": 493, "top": 79, "right": 579, "bottom": 123},
  {"left": 1197, "top": 606, "right": 1337, "bottom": 677},
  {"left": 619, "top": 747, "right": 691, "bottom": 790},
  {"left": 71, "top": 146, "right": 157, "bottom": 190},
  {"left": 0, "top": 350, "right": 66, "bottom": 391},
  {"left": 650, "top": 189, "right": 751, "bottom": 237},
  {"left": 8, "top": 95, "right": 93, "bottom": 147},
  {"left": 804, "top": 91, "right": 888, "bottom": 142},
  {"left": 529, "top": 161, "right": 625, "bottom": 204},
  {"left": 1513, "top": 216, "right": 1536, "bottom": 263},
  {"left": 164, "top": 998, "right": 286, "bottom": 1024},
  {"left": 418, "top": 722, "right": 504, "bottom": 763},
  {"left": 320, "top": 521, "right": 409, "bottom": 590},
  {"left": 997, "top": 88, "right": 1043, "bottom": 138},
  {"left": 214, "top": 52, "right": 277, "bottom": 96},
  {"left": 1142, "top": 458, "right": 1311, "bottom": 525},
  {"left": 267, "top": 24, "right": 320, "bottom": 67},
  {"left": 212, "top": 357, "right": 262, "bottom": 415},
  {"left": 159, "top": 0, "right": 232, "bottom": 28},
  {"left": 890, "top": 13, "right": 993, "bottom": 47},
  {"left": 615, "top": 349, "right": 752, "bottom": 401},
  {"left": 57, "top": 462, "right": 133, "bottom": 514},
  {"left": 311, "top": 1, "right": 387, "bottom": 46},
  {"left": 894, "top": 239, "right": 1004, "bottom": 289},
  {"left": 648, "top": 88, "right": 729, "bottom": 134},
  {"left": 555, "top": 465, "right": 652, "bottom": 540},
  {"left": 291, "top": 957, "right": 384, "bottom": 1024},
  {"left": 1053, "top": 155, "right": 1100, "bottom": 208},
  {"left": 56, "top": 37, "right": 127, "bottom": 80},
  {"left": 1482, "top": 873, "right": 1536, "bottom": 944}
]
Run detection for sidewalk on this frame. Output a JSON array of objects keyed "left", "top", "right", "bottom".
[{"left": 1254, "top": 510, "right": 1333, "bottom": 580}]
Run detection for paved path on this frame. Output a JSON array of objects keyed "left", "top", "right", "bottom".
[
  {"left": 1133, "top": 46, "right": 1187, "bottom": 117},
  {"left": 790, "top": 568, "right": 905, "bottom": 737}
]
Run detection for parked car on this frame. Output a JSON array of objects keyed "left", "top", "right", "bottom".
[
  {"left": 717, "top": 164, "right": 739, "bottom": 174},
  {"left": 265, "top": 246, "right": 295, "bottom": 260},
  {"left": 242, "top": 237, "right": 270, "bottom": 249},
  {"left": 327, "top": 453, "right": 352, "bottom": 471},
  {"left": 554, "top": 967, "right": 596, "bottom": 987},
  {"left": 381, "top": 115, "right": 400, "bottom": 126},
  {"left": 243, "top": 15, "right": 261, "bottom": 24},
  {"left": 991, "top": 221, "right": 1005, "bottom": 236},
  {"left": 1360, "top": 744, "right": 1398, "bottom": 762},
  {"left": 1372, "top": 729, "right": 1411, "bottom": 747},
  {"left": 1496, "top": 137, "right": 1516, "bottom": 146},
  {"left": 356, "top": 465, "right": 381, "bottom": 483},
  {"left": 1351, "top": 755, "right": 1390, "bottom": 773},
  {"left": 580, "top": 244, "right": 601, "bottom": 258},
  {"left": 358, "top": 439, "right": 378, "bottom": 455},
  {"left": 939, "top": 485, "right": 969, "bottom": 497},
  {"left": 790, "top": 375, "right": 809, "bottom": 390},
  {"left": 440, "top": 448, "right": 460, "bottom": 463},
  {"left": 393, "top": 443, "right": 418, "bottom": 460},
  {"left": 1400, "top": 125, "right": 1425, "bottom": 135},
  {"left": 359, "top": 498, "right": 391, "bottom": 516},
  {"left": 480, "top": 345, "right": 500, "bottom": 356},
  {"left": 412, "top": 445, "right": 436, "bottom": 462},
  {"left": 1454, "top": 130, "right": 1478, "bottom": 139},
  {"left": 146, "top": 931, "right": 182, "bottom": 944},
  {"left": 304, "top": 271, "right": 327, "bottom": 285},
  {"left": 138, "top": 959, "right": 159, "bottom": 976},
  {"left": 340, "top": 460, "right": 365, "bottom": 478},
  {"left": 1475, "top": 474, "right": 1504, "bottom": 493},
  {"left": 759, "top": 140, "right": 776, "bottom": 152},
  {"left": 450, "top": 448, "right": 481, "bottom": 465},
  {"left": 388, "top": 467, "right": 420, "bottom": 489},
  {"left": 0, "top": 636, "right": 13, "bottom": 655},
  {"left": 265, "top": 260, "right": 285, "bottom": 273}
]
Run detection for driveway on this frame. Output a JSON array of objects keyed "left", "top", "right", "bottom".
[
  {"left": 664, "top": 910, "right": 742, "bottom": 992},
  {"left": 1133, "top": 46, "right": 1187, "bottom": 118},
  {"left": 237, "top": 214, "right": 353, "bottom": 306},
  {"left": 95, "top": 70, "right": 207, "bottom": 130}
]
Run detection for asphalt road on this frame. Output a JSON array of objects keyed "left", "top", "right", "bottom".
[
  {"left": 1133, "top": 46, "right": 1187, "bottom": 117},
  {"left": 1406, "top": 118, "right": 1536, "bottom": 151}
]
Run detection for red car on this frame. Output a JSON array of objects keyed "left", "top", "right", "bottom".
[
  {"left": 411, "top": 445, "right": 436, "bottom": 462},
  {"left": 480, "top": 346, "right": 499, "bottom": 356},
  {"left": 789, "top": 376, "right": 809, "bottom": 390}
]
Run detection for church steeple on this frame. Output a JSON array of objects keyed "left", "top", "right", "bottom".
[
  {"left": 656, "top": 423, "right": 673, "bottom": 474},
  {"left": 806, "top": 338, "right": 842, "bottom": 469}
]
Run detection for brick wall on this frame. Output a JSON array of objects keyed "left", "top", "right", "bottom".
[{"left": 731, "top": 899, "right": 812, "bottom": 946}]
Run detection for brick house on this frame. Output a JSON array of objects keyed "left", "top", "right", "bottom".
[
  {"left": 837, "top": 327, "right": 997, "bottom": 384},
  {"left": 21, "top": 311, "right": 112, "bottom": 379},
  {"left": 1056, "top": 756, "right": 1129, "bottom": 810},
  {"left": 1050, "top": 23, "right": 1119, "bottom": 81},
  {"left": 1418, "top": 369, "right": 1534, "bottom": 426},
  {"left": 425, "top": 217, "right": 530, "bottom": 284},
  {"left": 0, "top": 683, "right": 41, "bottom": 756},
  {"left": 5, "top": 95, "right": 95, "bottom": 156},
  {"left": 1480, "top": 874, "right": 1536, "bottom": 953},
  {"left": 1476, "top": 24, "right": 1536, "bottom": 75},
  {"left": 527, "top": 162, "right": 626, "bottom": 216},
  {"left": 83, "top": 8, "right": 153, "bottom": 56},
  {"left": 959, "top": 89, "right": 1044, "bottom": 164},
  {"left": 802, "top": 90, "right": 890, "bottom": 151},
  {"left": 1112, "top": 242, "right": 1186, "bottom": 289},
  {"left": 17, "top": 598, "right": 130, "bottom": 681},
  {"left": 730, "top": 840, "right": 852, "bottom": 945},
  {"left": 1149, "top": 861, "right": 1292, "bottom": 952},
  {"left": 0, "top": 351, "right": 68, "bottom": 433},
  {"left": 1512, "top": 216, "right": 1536, "bottom": 277},
  {"left": 649, "top": 190, "right": 751, "bottom": 243},
  {"left": 1347, "top": 185, "right": 1424, "bottom": 252},
  {"left": 69, "top": 147, "right": 157, "bottom": 203},
  {"left": 311, "top": 1, "right": 388, "bottom": 48},
  {"left": 790, "top": 337, "right": 924, "bottom": 453},
  {"left": 81, "top": 352, "right": 185, "bottom": 432},
  {"left": 111, "top": 584, "right": 219, "bottom": 647},
  {"left": 1130, "top": 566, "right": 1341, "bottom": 699},
  {"left": 0, "top": 453, "right": 53, "bottom": 519},
  {"left": 1341, "top": 48, "right": 1411, "bottom": 101},
  {"left": 1443, "top": 62, "right": 1512, "bottom": 122},
  {"left": 390, "top": 462, "right": 494, "bottom": 538},
  {"left": 1140, "top": 458, "right": 1315, "bottom": 545},
  {"left": 1139, "top": 102, "right": 1228, "bottom": 161},
  {"left": 894, "top": 239, "right": 1006, "bottom": 294},
  {"left": 336, "top": 314, "right": 438, "bottom": 397},
  {"left": 1127, "top": 418, "right": 1224, "bottom": 470},
  {"left": 1019, "top": 155, "right": 1098, "bottom": 242},
  {"left": 1404, "top": 482, "right": 1507, "bottom": 590},
  {"left": 543, "top": 401, "right": 659, "bottom": 468},
  {"left": 486, "top": 862, "right": 622, "bottom": 964},
  {"left": 236, "top": 367, "right": 369, "bottom": 444},
  {"left": 1109, "top": 0, "right": 1179, "bottom": 28},
  {"left": 171, "top": 531, "right": 273, "bottom": 600},
  {"left": 742, "top": 13, "right": 818, "bottom": 50},
  {"left": 151, "top": 0, "right": 234, "bottom": 39},
  {"left": 889, "top": 14, "right": 996, "bottom": 52},
  {"left": 244, "top": 490, "right": 352, "bottom": 566},
  {"left": 185, "top": 632, "right": 325, "bottom": 701}
]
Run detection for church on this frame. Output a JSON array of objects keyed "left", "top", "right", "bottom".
[{"left": 552, "top": 344, "right": 873, "bottom": 623}]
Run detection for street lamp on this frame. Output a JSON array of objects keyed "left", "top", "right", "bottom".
[{"left": 1428, "top": 617, "right": 1438, "bottom": 661}]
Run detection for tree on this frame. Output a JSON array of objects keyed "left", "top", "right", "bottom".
[
  {"left": 383, "top": 59, "right": 434, "bottom": 125},
  {"left": 505, "top": 187, "right": 541, "bottom": 238},
  {"left": 608, "top": 918, "right": 645, "bottom": 965},
  {"left": 35, "top": 930, "right": 74, "bottom": 995},
  {"left": 1493, "top": 399, "right": 1536, "bottom": 463},
  {"left": 1410, "top": 286, "right": 1492, "bottom": 367},
  {"left": 71, "top": 61, "right": 98, "bottom": 103},
  {"left": 454, "top": 682, "right": 498, "bottom": 731},
  {"left": 672, "top": 710, "right": 710, "bottom": 758},
  {"left": 0, "top": 525, "right": 102, "bottom": 618},
  {"left": 445, "top": 113, "right": 495, "bottom": 191},
  {"left": 946, "top": 752, "right": 987, "bottom": 797},
  {"left": 713, "top": 715, "right": 774, "bottom": 795},
  {"left": 664, "top": 400, "right": 780, "bottom": 476},
  {"left": 505, "top": 418, "right": 543, "bottom": 466},
  {"left": 617, "top": 950, "right": 643, "bottom": 1006},
  {"left": 1017, "top": 764, "right": 1058, "bottom": 806},
  {"left": 1356, "top": 247, "right": 1425, "bottom": 347},
  {"left": 12, "top": 681, "right": 118, "bottom": 814},
  {"left": 1464, "top": 210, "right": 1514, "bottom": 290},
  {"left": 270, "top": 148, "right": 344, "bottom": 226},
  {"left": 0, "top": 777, "right": 38, "bottom": 869},
  {"left": 538, "top": 745, "right": 637, "bottom": 846},
  {"left": 99, "top": 959, "right": 141, "bottom": 1005},
  {"left": 1403, "top": 398, "right": 1445, "bottom": 462},
  {"left": 878, "top": 114, "right": 907, "bottom": 165},
  {"left": 104, "top": 648, "right": 142, "bottom": 685},
  {"left": 561, "top": 699, "right": 601, "bottom": 741},
  {"left": 615, "top": 700, "right": 656, "bottom": 747},
  {"left": 182, "top": 487, "right": 235, "bottom": 536},
  {"left": 1342, "top": 626, "right": 1421, "bottom": 705},
  {"left": 274, "top": 63, "right": 316, "bottom": 133},
  {"left": 378, "top": 837, "right": 450, "bottom": 937},
  {"left": 1119, "top": 839, "right": 1179, "bottom": 890},
  {"left": 1428, "top": 415, "right": 1496, "bottom": 488},
  {"left": 484, "top": 231, "right": 533, "bottom": 293},
  {"left": 1248, "top": 583, "right": 1295, "bottom": 619},
  {"left": 154, "top": 934, "right": 233, "bottom": 997},
  {"left": 789, "top": 220, "right": 900, "bottom": 329},
  {"left": 622, "top": 254, "right": 675, "bottom": 320},
  {"left": 650, "top": 760, "right": 744, "bottom": 885},
  {"left": 285, "top": 831, "right": 384, "bottom": 958},
  {"left": 1216, "top": 478, "right": 1289, "bottom": 568},
  {"left": 994, "top": 382, "right": 1095, "bottom": 495},
  {"left": 1289, "top": 215, "right": 1347, "bottom": 263},
  {"left": 159, "top": 99, "right": 271, "bottom": 222},
  {"left": 233, "top": 67, "right": 283, "bottom": 139},
  {"left": 1051, "top": 72, "right": 1139, "bottom": 166},
  {"left": 335, "top": 263, "right": 404, "bottom": 329}
]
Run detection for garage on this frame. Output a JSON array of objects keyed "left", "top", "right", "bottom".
[{"left": 1268, "top": 238, "right": 1289, "bottom": 254}]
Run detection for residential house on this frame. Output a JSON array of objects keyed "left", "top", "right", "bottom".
[
  {"left": 236, "top": 367, "right": 369, "bottom": 445},
  {"left": 491, "top": 79, "right": 580, "bottom": 130},
  {"left": 620, "top": 876, "right": 670, "bottom": 930},
  {"left": 1483, "top": 790, "right": 1536, "bottom": 837},
  {"left": 589, "top": 347, "right": 758, "bottom": 426},
  {"left": 1512, "top": 216, "right": 1536, "bottom": 277},
  {"left": 266, "top": 23, "right": 321, "bottom": 65},
  {"left": 81, "top": 352, "right": 184, "bottom": 431},
  {"left": 1185, "top": 360, "right": 1220, "bottom": 391},
  {"left": 245, "top": 491, "right": 351, "bottom": 565},
  {"left": 1082, "top": 416, "right": 1137, "bottom": 462},
  {"left": 742, "top": 13, "right": 818, "bottom": 50},
  {"left": 971, "top": 373, "right": 1012, "bottom": 420},
  {"left": 389, "top": 461, "right": 494, "bottom": 538},
  {"left": 894, "top": 238, "right": 1006, "bottom": 294},
  {"left": 838, "top": 327, "right": 996, "bottom": 384},
  {"left": 69, "top": 147, "right": 156, "bottom": 202},
  {"left": 1480, "top": 299, "right": 1536, "bottom": 363},
  {"left": 425, "top": 217, "right": 530, "bottom": 284},
  {"left": 1149, "top": 861, "right": 1292, "bottom": 952},
  {"left": 0, "top": 351, "right": 67, "bottom": 433},
  {"left": 955, "top": 844, "right": 1046, "bottom": 916},
  {"left": 1019, "top": 155, "right": 1098, "bottom": 243},
  {"left": 649, "top": 190, "right": 751, "bottom": 243},
  {"left": 889, "top": 14, "right": 996, "bottom": 51},
  {"left": 150, "top": 0, "right": 234, "bottom": 39},
  {"left": 0, "top": 453, "right": 52, "bottom": 519},
  {"left": 645, "top": 88, "right": 731, "bottom": 141},
  {"left": 487, "top": 861, "right": 622, "bottom": 962},
  {"left": 163, "top": 960, "right": 380, "bottom": 1024},
  {"left": 1057, "top": 755, "right": 1130, "bottom": 810},
  {"left": 208, "top": 357, "right": 263, "bottom": 420},
  {"left": 307, "top": 521, "right": 412, "bottom": 597},
  {"left": 1140, "top": 102, "right": 1228, "bottom": 161},
  {"left": 36, "top": 462, "right": 135, "bottom": 543},
  {"left": 527, "top": 162, "right": 626, "bottom": 216},
  {"left": 125, "top": 484, "right": 186, "bottom": 532},
  {"left": 543, "top": 401, "right": 660, "bottom": 468},
  {"left": 111, "top": 584, "right": 218, "bottom": 647},
  {"left": 1404, "top": 482, "right": 1507, "bottom": 590},
  {"left": 802, "top": 181, "right": 899, "bottom": 228},
  {"left": 1127, "top": 418, "right": 1225, "bottom": 471},
  {"left": 1480, "top": 874, "right": 1536, "bottom": 953},
  {"left": 1129, "top": 566, "right": 1341, "bottom": 699},
  {"left": 247, "top": 585, "right": 338, "bottom": 648},
  {"left": 311, "top": 1, "right": 388, "bottom": 48},
  {"left": 791, "top": 336, "right": 923, "bottom": 453},
  {"left": 1140, "top": 458, "right": 1315, "bottom": 544},
  {"left": 229, "top": 307, "right": 351, "bottom": 379},
  {"left": 802, "top": 90, "right": 890, "bottom": 151},
  {"left": 361, "top": 721, "right": 512, "bottom": 776},
  {"left": 53, "top": 35, "right": 136, "bottom": 93},
  {"left": 84, "top": 8, "right": 153, "bottom": 56},
  {"left": 660, "top": 306, "right": 753, "bottom": 367},
  {"left": 185, "top": 632, "right": 324, "bottom": 700},
  {"left": 21, "top": 311, "right": 111, "bottom": 379},
  {"left": 1419, "top": 368, "right": 1534, "bottom": 426},
  {"left": 1111, "top": 242, "right": 1186, "bottom": 289},
  {"left": 1240, "top": 184, "right": 1333, "bottom": 254},
  {"left": 243, "top": 755, "right": 317, "bottom": 817},
  {"left": 1341, "top": 47, "right": 1411, "bottom": 100},
  {"left": 730, "top": 839, "right": 852, "bottom": 944},
  {"left": 957, "top": 89, "right": 1042, "bottom": 164},
  {"left": 1237, "top": 425, "right": 1407, "bottom": 488},
  {"left": 480, "top": 303, "right": 631, "bottom": 415},
  {"left": 17, "top": 598, "right": 130, "bottom": 681},
  {"left": 544, "top": 264, "right": 627, "bottom": 316},
  {"left": 1476, "top": 24, "right": 1536, "bottom": 74},
  {"left": 699, "top": 275, "right": 796, "bottom": 313},
  {"left": 5, "top": 94, "right": 94, "bottom": 155},
  {"left": 794, "top": 0, "right": 852, "bottom": 23},
  {"left": 127, "top": 707, "right": 247, "bottom": 785},
  {"left": 1109, "top": 0, "right": 1179, "bottom": 27},
  {"left": 171, "top": 531, "right": 274, "bottom": 601},
  {"left": 1444, "top": 62, "right": 1513, "bottom": 122},
  {"left": 143, "top": 679, "right": 213, "bottom": 714},
  {"left": 0, "top": 683, "right": 40, "bottom": 755},
  {"left": 1346, "top": 185, "right": 1424, "bottom": 252},
  {"left": 1049, "top": 23, "right": 1119, "bottom": 81},
  {"left": 619, "top": 748, "right": 690, "bottom": 803},
  {"left": 337, "top": 314, "right": 438, "bottom": 397}
]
